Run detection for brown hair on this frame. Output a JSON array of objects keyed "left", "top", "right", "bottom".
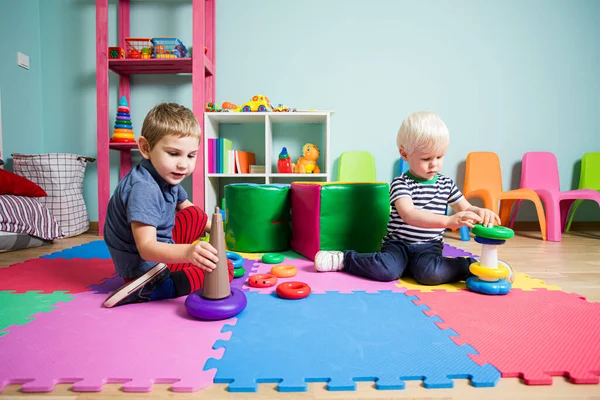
[{"left": 141, "top": 103, "right": 200, "bottom": 149}]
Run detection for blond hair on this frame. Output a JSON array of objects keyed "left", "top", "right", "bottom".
[
  {"left": 141, "top": 103, "right": 200, "bottom": 149},
  {"left": 396, "top": 111, "right": 449, "bottom": 155}
]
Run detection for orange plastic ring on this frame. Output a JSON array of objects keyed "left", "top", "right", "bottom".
[
  {"left": 270, "top": 265, "right": 298, "bottom": 278},
  {"left": 276, "top": 281, "right": 311, "bottom": 300},
  {"left": 247, "top": 273, "right": 278, "bottom": 288}
]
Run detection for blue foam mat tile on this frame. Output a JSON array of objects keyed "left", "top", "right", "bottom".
[
  {"left": 204, "top": 291, "right": 500, "bottom": 392},
  {"left": 41, "top": 240, "right": 111, "bottom": 260}
]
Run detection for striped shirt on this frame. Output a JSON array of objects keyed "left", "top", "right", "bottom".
[{"left": 383, "top": 172, "right": 464, "bottom": 244}]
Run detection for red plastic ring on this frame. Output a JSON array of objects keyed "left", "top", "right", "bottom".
[
  {"left": 247, "top": 273, "right": 278, "bottom": 288},
  {"left": 276, "top": 281, "right": 311, "bottom": 300}
]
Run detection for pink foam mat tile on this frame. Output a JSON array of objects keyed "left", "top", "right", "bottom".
[
  {"left": 0, "top": 276, "right": 234, "bottom": 393},
  {"left": 408, "top": 288, "right": 600, "bottom": 385},
  {"left": 242, "top": 257, "right": 406, "bottom": 294},
  {"left": 0, "top": 258, "right": 116, "bottom": 294}
]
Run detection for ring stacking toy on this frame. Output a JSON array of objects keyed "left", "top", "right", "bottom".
[
  {"left": 270, "top": 265, "right": 298, "bottom": 278},
  {"left": 226, "top": 251, "right": 244, "bottom": 268},
  {"left": 233, "top": 267, "right": 246, "bottom": 279},
  {"left": 185, "top": 207, "right": 247, "bottom": 320},
  {"left": 466, "top": 224, "right": 515, "bottom": 296},
  {"left": 276, "top": 281, "right": 311, "bottom": 300},
  {"left": 262, "top": 253, "right": 284, "bottom": 264},
  {"left": 247, "top": 274, "right": 278, "bottom": 288}
]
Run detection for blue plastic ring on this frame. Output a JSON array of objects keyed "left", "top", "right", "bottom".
[
  {"left": 114, "top": 124, "right": 133, "bottom": 129},
  {"left": 466, "top": 276, "right": 511, "bottom": 295},
  {"left": 474, "top": 236, "right": 506, "bottom": 246},
  {"left": 226, "top": 251, "right": 244, "bottom": 268}
]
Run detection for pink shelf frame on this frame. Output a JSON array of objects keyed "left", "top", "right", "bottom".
[{"left": 96, "top": 0, "right": 215, "bottom": 235}]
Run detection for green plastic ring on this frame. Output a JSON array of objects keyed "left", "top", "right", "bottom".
[
  {"left": 471, "top": 224, "right": 514, "bottom": 240},
  {"left": 233, "top": 266, "right": 246, "bottom": 278},
  {"left": 261, "top": 253, "right": 284, "bottom": 264}
]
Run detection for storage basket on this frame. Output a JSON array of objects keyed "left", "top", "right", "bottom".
[
  {"left": 12, "top": 153, "right": 96, "bottom": 237},
  {"left": 124, "top": 37, "right": 153, "bottom": 59},
  {"left": 151, "top": 37, "right": 188, "bottom": 58}
]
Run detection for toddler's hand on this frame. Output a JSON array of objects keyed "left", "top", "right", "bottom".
[
  {"left": 476, "top": 208, "right": 501, "bottom": 228},
  {"left": 448, "top": 211, "right": 482, "bottom": 229},
  {"left": 186, "top": 242, "right": 219, "bottom": 272}
]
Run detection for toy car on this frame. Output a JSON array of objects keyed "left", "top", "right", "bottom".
[{"left": 241, "top": 95, "right": 272, "bottom": 112}]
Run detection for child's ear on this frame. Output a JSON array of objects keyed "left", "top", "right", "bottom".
[
  {"left": 399, "top": 147, "right": 408, "bottom": 161},
  {"left": 138, "top": 137, "right": 151, "bottom": 159}
]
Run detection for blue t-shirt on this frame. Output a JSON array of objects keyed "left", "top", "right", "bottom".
[{"left": 104, "top": 158, "right": 188, "bottom": 278}]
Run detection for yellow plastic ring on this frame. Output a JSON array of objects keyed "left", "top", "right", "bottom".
[
  {"left": 111, "top": 132, "right": 135, "bottom": 139},
  {"left": 469, "top": 262, "right": 510, "bottom": 280}
]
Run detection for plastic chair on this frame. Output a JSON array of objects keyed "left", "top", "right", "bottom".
[
  {"left": 565, "top": 152, "right": 600, "bottom": 232},
  {"left": 398, "top": 158, "right": 469, "bottom": 241},
  {"left": 337, "top": 151, "right": 376, "bottom": 182},
  {"left": 509, "top": 152, "right": 600, "bottom": 241},
  {"left": 463, "top": 151, "right": 547, "bottom": 240}
]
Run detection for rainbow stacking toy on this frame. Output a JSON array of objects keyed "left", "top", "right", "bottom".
[
  {"left": 110, "top": 96, "right": 135, "bottom": 143},
  {"left": 466, "top": 224, "right": 515, "bottom": 295}
]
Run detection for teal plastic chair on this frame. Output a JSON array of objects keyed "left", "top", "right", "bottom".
[
  {"left": 337, "top": 151, "right": 377, "bottom": 182},
  {"left": 566, "top": 152, "right": 600, "bottom": 231},
  {"left": 398, "top": 158, "right": 469, "bottom": 241}
]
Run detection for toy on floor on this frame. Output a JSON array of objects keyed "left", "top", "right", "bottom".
[
  {"left": 227, "top": 251, "right": 246, "bottom": 279},
  {"left": 247, "top": 274, "right": 278, "bottom": 288},
  {"left": 110, "top": 96, "right": 135, "bottom": 143},
  {"left": 277, "top": 147, "right": 293, "bottom": 173},
  {"left": 262, "top": 253, "right": 284, "bottom": 264},
  {"left": 276, "top": 281, "right": 311, "bottom": 299},
  {"left": 294, "top": 143, "right": 321, "bottom": 174},
  {"left": 271, "top": 265, "right": 297, "bottom": 278},
  {"left": 466, "top": 224, "right": 515, "bottom": 295},
  {"left": 185, "top": 207, "right": 247, "bottom": 320}
]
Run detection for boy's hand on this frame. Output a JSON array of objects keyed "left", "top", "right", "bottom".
[
  {"left": 475, "top": 208, "right": 501, "bottom": 228},
  {"left": 447, "top": 211, "right": 482, "bottom": 229},
  {"left": 186, "top": 242, "right": 219, "bottom": 272}
]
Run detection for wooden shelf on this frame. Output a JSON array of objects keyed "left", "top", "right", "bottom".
[
  {"left": 108, "top": 55, "right": 214, "bottom": 75},
  {"left": 109, "top": 142, "right": 138, "bottom": 151}
]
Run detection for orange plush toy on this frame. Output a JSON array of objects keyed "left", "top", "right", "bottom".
[{"left": 293, "top": 143, "right": 321, "bottom": 174}]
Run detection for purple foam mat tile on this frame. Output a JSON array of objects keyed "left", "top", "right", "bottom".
[
  {"left": 242, "top": 257, "right": 406, "bottom": 294},
  {"left": 230, "top": 259, "right": 259, "bottom": 291},
  {"left": 443, "top": 243, "right": 476, "bottom": 258},
  {"left": 0, "top": 288, "right": 234, "bottom": 393}
]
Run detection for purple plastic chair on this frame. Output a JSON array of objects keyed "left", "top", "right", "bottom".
[{"left": 508, "top": 152, "right": 600, "bottom": 242}]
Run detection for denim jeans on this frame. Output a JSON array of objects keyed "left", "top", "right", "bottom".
[{"left": 343, "top": 239, "right": 475, "bottom": 285}]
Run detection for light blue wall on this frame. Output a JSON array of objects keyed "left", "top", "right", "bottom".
[
  {"left": 0, "top": 0, "right": 44, "bottom": 164},
  {"left": 0, "top": 0, "right": 598, "bottom": 222}
]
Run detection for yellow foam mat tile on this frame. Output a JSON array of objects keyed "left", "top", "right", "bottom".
[{"left": 395, "top": 273, "right": 561, "bottom": 292}]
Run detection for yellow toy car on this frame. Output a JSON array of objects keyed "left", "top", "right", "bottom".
[{"left": 241, "top": 95, "right": 272, "bottom": 112}]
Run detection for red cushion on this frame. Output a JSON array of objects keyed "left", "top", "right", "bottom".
[{"left": 0, "top": 169, "right": 47, "bottom": 197}]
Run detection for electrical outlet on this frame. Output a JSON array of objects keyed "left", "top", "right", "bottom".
[{"left": 17, "top": 52, "right": 30, "bottom": 70}]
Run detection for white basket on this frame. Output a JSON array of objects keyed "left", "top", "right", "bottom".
[{"left": 12, "top": 153, "right": 95, "bottom": 237}]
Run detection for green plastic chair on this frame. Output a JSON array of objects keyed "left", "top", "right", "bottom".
[
  {"left": 566, "top": 152, "right": 600, "bottom": 231},
  {"left": 337, "top": 151, "right": 377, "bottom": 182}
]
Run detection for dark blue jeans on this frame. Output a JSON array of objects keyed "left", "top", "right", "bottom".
[{"left": 343, "top": 240, "right": 476, "bottom": 285}]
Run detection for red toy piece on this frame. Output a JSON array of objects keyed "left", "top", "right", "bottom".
[
  {"left": 247, "top": 274, "right": 278, "bottom": 288},
  {"left": 276, "top": 281, "right": 311, "bottom": 300}
]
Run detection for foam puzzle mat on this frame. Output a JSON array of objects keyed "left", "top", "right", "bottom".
[{"left": 0, "top": 239, "right": 598, "bottom": 394}]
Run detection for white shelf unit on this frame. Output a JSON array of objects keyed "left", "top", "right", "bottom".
[{"left": 204, "top": 111, "right": 332, "bottom": 213}]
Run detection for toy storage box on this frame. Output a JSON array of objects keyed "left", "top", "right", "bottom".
[{"left": 290, "top": 182, "right": 390, "bottom": 260}]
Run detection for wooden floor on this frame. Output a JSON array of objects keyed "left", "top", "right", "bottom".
[{"left": 1, "top": 230, "right": 600, "bottom": 399}]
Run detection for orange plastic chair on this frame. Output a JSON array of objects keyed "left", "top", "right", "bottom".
[{"left": 463, "top": 151, "right": 547, "bottom": 240}]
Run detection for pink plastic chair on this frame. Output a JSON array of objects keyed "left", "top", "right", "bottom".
[{"left": 508, "top": 152, "right": 600, "bottom": 242}]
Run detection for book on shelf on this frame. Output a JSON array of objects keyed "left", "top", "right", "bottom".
[
  {"left": 249, "top": 165, "right": 265, "bottom": 174},
  {"left": 207, "top": 137, "right": 256, "bottom": 174}
]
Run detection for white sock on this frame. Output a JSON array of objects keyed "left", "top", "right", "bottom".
[{"left": 314, "top": 251, "right": 344, "bottom": 272}]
